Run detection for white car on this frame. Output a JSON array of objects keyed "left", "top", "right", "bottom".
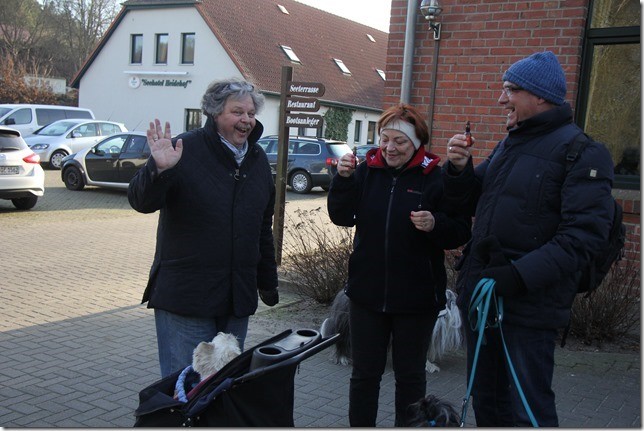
[
  {"left": 0, "top": 126, "right": 44, "bottom": 210},
  {"left": 25, "top": 119, "right": 127, "bottom": 169}
]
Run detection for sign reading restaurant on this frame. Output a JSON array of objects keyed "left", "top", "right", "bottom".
[
  {"left": 283, "top": 81, "right": 325, "bottom": 129},
  {"left": 285, "top": 97, "right": 320, "bottom": 112}
]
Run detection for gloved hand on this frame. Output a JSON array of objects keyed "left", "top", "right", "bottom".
[
  {"left": 475, "top": 235, "right": 507, "bottom": 267},
  {"left": 481, "top": 264, "right": 526, "bottom": 297},
  {"left": 259, "top": 287, "right": 279, "bottom": 306}
]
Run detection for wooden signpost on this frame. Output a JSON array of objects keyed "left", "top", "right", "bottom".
[{"left": 273, "top": 66, "right": 325, "bottom": 265}]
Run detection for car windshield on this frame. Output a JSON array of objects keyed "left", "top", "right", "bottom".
[
  {"left": 328, "top": 143, "right": 353, "bottom": 157},
  {"left": 0, "top": 108, "right": 12, "bottom": 117},
  {"left": 35, "top": 121, "right": 79, "bottom": 136}
]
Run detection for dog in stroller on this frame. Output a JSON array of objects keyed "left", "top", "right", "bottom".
[
  {"left": 319, "top": 289, "right": 462, "bottom": 373},
  {"left": 134, "top": 329, "right": 339, "bottom": 427}
]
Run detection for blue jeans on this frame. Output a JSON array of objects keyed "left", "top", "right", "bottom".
[
  {"left": 154, "top": 309, "right": 249, "bottom": 378},
  {"left": 462, "top": 310, "right": 559, "bottom": 427},
  {"left": 348, "top": 300, "right": 438, "bottom": 427}
]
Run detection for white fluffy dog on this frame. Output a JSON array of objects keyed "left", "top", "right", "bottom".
[
  {"left": 320, "top": 289, "right": 462, "bottom": 373},
  {"left": 192, "top": 332, "right": 241, "bottom": 381}
]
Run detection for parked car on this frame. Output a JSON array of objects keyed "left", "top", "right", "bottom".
[
  {"left": 257, "top": 135, "right": 352, "bottom": 193},
  {"left": 0, "top": 126, "right": 44, "bottom": 210},
  {"left": 24, "top": 119, "right": 128, "bottom": 169},
  {"left": 0, "top": 104, "right": 95, "bottom": 137},
  {"left": 353, "top": 144, "right": 378, "bottom": 159},
  {"left": 61, "top": 132, "right": 149, "bottom": 191}
]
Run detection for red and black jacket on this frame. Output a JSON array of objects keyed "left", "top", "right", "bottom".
[{"left": 327, "top": 146, "right": 471, "bottom": 314}]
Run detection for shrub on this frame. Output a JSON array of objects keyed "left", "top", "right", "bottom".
[
  {"left": 323, "top": 107, "right": 354, "bottom": 142},
  {"left": 280, "top": 207, "right": 464, "bottom": 305},
  {"left": 281, "top": 207, "right": 353, "bottom": 304},
  {"left": 568, "top": 258, "right": 641, "bottom": 347}
]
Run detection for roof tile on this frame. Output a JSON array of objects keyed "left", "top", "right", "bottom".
[{"left": 195, "top": 0, "right": 388, "bottom": 110}]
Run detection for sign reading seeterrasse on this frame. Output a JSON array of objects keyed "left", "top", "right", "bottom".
[{"left": 287, "top": 82, "right": 325, "bottom": 97}]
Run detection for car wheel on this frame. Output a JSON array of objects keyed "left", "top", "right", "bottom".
[
  {"left": 50, "top": 150, "right": 68, "bottom": 170},
  {"left": 63, "top": 166, "right": 85, "bottom": 191},
  {"left": 11, "top": 195, "right": 38, "bottom": 210},
  {"left": 289, "top": 170, "right": 313, "bottom": 194}
]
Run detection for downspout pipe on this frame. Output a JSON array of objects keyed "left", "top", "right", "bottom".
[{"left": 400, "top": 0, "right": 417, "bottom": 103}]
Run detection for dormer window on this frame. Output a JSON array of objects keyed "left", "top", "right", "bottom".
[
  {"left": 281, "top": 45, "right": 301, "bottom": 63},
  {"left": 376, "top": 69, "right": 386, "bottom": 80},
  {"left": 334, "top": 58, "right": 351, "bottom": 75}
]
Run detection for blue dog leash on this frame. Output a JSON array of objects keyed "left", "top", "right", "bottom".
[{"left": 460, "top": 278, "right": 539, "bottom": 427}]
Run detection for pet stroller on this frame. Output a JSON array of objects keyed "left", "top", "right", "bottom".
[{"left": 134, "top": 328, "right": 339, "bottom": 427}]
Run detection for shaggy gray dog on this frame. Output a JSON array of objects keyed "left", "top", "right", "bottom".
[
  {"left": 319, "top": 289, "right": 462, "bottom": 372},
  {"left": 405, "top": 394, "right": 461, "bottom": 427}
]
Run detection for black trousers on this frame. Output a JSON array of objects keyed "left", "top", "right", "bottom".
[
  {"left": 462, "top": 308, "right": 559, "bottom": 427},
  {"left": 348, "top": 300, "right": 438, "bottom": 427}
]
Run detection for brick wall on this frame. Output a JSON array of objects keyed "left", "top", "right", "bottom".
[{"left": 384, "top": 0, "right": 640, "bottom": 263}]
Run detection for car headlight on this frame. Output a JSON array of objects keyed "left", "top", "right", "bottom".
[{"left": 30, "top": 144, "right": 49, "bottom": 150}]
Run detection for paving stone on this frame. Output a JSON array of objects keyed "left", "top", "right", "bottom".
[{"left": 0, "top": 172, "right": 640, "bottom": 428}]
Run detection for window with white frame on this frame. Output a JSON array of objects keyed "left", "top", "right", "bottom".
[
  {"left": 130, "top": 34, "right": 142, "bottom": 64},
  {"left": 280, "top": 45, "right": 301, "bottom": 63},
  {"left": 334, "top": 58, "right": 351, "bottom": 75},
  {"left": 354, "top": 120, "right": 362, "bottom": 143},
  {"left": 181, "top": 33, "right": 195, "bottom": 64},
  {"left": 155, "top": 33, "right": 168, "bottom": 64},
  {"left": 185, "top": 109, "right": 202, "bottom": 131}
]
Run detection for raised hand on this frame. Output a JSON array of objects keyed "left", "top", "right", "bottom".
[
  {"left": 147, "top": 119, "right": 183, "bottom": 174},
  {"left": 446, "top": 134, "right": 473, "bottom": 173},
  {"left": 337, "top": 153, "right": 358, "bottom": 178}
]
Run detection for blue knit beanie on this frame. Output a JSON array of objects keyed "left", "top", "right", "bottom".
[{"left": 502, "top": 51, "right": 567, "bottom": 105}]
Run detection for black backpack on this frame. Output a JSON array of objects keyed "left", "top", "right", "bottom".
[
  {"left": 560, "top": 133, "right": 626, "bottom": 347},
  {"left": 565, "top": 133, "right": 627, "bottom": 296}
]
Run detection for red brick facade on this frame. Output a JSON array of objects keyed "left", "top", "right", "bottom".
[{"left": 384, "top": 0, "right": 640, "bottom": 264}]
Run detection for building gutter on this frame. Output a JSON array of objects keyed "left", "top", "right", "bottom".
[{"left": 400, "top": 0, "right": 417, "bottom": 104}]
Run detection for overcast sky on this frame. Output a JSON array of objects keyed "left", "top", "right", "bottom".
[{"left": 293, "top": 0, "right": 392, "bottom": 33}]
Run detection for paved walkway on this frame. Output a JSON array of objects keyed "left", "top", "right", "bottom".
[
  {"left": 0, "top": 172, "right": 640, "bottom": 427},
  {"left": 0, "top": 288, "right": 640, "bottom": 427}
]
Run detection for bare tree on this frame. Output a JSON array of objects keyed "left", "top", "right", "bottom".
[
  {"left": 45, "top": 0, "right": 119, "bottom": 77},
  {"left": 0, "top": 0, "right": 49, "bottom": 65}
]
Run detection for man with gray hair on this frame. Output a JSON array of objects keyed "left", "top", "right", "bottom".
[
  {"left": 443, "top": 51, "right": 614, "bottom": 426},
  {"left": 129, "top": 78, "right": 279, "bottom": 378}
]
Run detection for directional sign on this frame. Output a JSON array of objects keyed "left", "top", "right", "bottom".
[
  {"left": 285, "top": 113, "right": 324, "bottom": 128},
  {"left": 287, "top": 81, "right": 325, "bottom": 97},
  {"left": 285, "top": 97, "right": 320, "bottom": 112}
]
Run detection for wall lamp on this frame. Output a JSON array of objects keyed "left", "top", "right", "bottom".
[{"left": 420, "top": 0, "right": 443, "bottom": 40}]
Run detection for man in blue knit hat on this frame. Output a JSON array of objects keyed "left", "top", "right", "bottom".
[{"left": 442, "top": 51, "right": 615, "bottom": 426}]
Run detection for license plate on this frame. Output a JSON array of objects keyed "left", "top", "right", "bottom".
[{"left": 0, "top": 166, "right": 19, "bottom": 175}]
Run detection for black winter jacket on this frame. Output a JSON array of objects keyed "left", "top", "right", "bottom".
[
  {"left": 328, "top": 147, "right": 471, "bottom": 314},
  {"left": 443, "top": 103, "right": 614, "bottom": 329},
  {"left": 128, "top": 118, "right": 278, "bottom": 318}
]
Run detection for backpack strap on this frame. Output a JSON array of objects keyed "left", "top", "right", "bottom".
[
  {"left": 561, "top": 131, "right": 590, "bottom": 348},
  {"left": 565, "top": 132, "right": 591, "bottom": 172}
]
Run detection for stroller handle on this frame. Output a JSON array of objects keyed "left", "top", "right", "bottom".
[{"left": 233, "top": 333, "right": 341, "bottom": 385}]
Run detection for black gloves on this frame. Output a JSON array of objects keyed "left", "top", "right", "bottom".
[
  {"left": 476, "top": 235, "right": 526, "bottom": 298},
  {"left": 475, "top": 235, "right": 507, "bottom": 267},
  {"left": 259, "top": 288, "right": 279, "bottom": 306},
  {"left": 481, "top": 264, "right": 526, "bottom": 297}
]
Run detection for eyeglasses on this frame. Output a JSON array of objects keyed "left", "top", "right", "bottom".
[
  {"left": 227, "top": 82, "right": 255, "bottom": 92},
  {"left": 501, "top": 85, "right": 524, "bottom": 97}
]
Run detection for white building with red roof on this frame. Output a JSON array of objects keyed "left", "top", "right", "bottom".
[{"left": 71, "top": 0, "right": 388, "bottom": 145}]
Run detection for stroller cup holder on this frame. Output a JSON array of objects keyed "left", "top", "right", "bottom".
[{"left": 249, "top": 329, "right": 321, "bottom": 370}]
